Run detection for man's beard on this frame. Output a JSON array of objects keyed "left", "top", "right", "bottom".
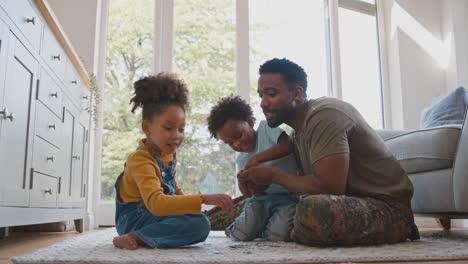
[{"left": 263, "top": 104, "right": 295, "bottom": 128}]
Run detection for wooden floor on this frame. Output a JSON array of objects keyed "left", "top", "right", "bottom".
[{"left": 1, "top": 228, "right": 468, "bottom": 264}]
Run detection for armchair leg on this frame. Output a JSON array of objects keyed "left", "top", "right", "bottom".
[{"left": 435, "top": 218, "right": 451, "bottom": 230}]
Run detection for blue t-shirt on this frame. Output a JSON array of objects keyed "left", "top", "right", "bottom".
[{"left": 237, "top": 120, "right": 298, "bottom": 194}]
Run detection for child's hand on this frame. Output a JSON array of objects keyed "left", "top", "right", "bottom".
[
  {"left": 245, "top": 155, "right": 261, "bottom": 170},
  {"left": 201, "top": 194, "right": 233, "bottom": 213},
  {"left": 237, "top": 170, "right": 252, "bottom": 197}
]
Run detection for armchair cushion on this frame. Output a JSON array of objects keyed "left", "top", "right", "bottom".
[{"left": 377, "top": 125, "right": 462, "bottom": 174}]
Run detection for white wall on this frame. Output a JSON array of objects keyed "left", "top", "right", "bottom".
[
  {"left": 382, "top": 0, "right": 468, "bottom": 130},
  {"left": 47, "top": 0, "right": 99, "bottom": 73},
  {"left": 442, "top": 0, "right": 468, "bottom": 92},
  {"left": 382, "top": 0, "right": 447, "bottom": 130}
]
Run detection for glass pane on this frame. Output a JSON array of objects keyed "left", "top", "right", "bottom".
[
  {"left": 338, "top": 8, "right": 383, "bottom": 128},
  {"left": 100, "top": 0, "right": 154, "bottom": 201},
  {"left": 173, "top": 0, "right": 237, "bottom": 196},
  {"left": 249, "top": 0, "right": 329, "bottom": 124}
]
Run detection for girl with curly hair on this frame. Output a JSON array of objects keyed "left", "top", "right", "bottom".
[{"left": 112, "top": 72, "right": 233, "bottom": 250}]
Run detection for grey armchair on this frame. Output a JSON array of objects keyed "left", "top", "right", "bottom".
[{"left": 376, "top": 110, "right": 468, "bottom": 230}]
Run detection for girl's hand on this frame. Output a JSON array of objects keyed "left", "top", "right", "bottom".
[{"left": 201, "top": 194, "right": 234, "bottom": 213}]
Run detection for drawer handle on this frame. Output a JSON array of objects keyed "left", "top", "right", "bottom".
[
  {"left": 72, "top": 155, "right": 81, "bottom": 160},
  {"left": 82, "top": 95, "right": 89, "bottom": 100},
  {"left": 1, "top": 108, "right": 14, "bottom": 122},
  {"left": 44, "top": 188, "right": 52, "bottom": 195},
  {"left": 52, "top": 54, "right": 61, "bottom": 61},
  {"left": 49, "top": 92, "right": 58, "bottom": 98},
  {"left": 71, "top": 80, "right": 78, "bottom": 85},
  {"left": 47, "top": 155, "right": 55, "bottom": 162},
  {"left": 25, "top": 17, "right": 36, "bottom": 25},
  {"left": 48, "top": 124, "right": 56, "bottom": 130}
]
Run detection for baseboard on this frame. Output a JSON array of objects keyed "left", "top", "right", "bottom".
[
  {"left": 415, "top": 217, "right": 468, "bottom": 228},
  {"left": 452, "top": 219, "right": 468, "bottom": 228},
  {"left": 415, "top": 217, "right": 438, "bottom": 228}
]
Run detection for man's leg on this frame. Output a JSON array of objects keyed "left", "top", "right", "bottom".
[{"left": 291, "top": 194, "right": 419, "bottom": 247}]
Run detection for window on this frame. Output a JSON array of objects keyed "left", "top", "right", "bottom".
[
  {"left": 173, "top": 0, "right": 237, "bottom": 196},
  {"left": 337, "top": 0, "right": 383, "bottom": 128},
  {"left": 101, "top": 0, "right": 154, "bottom": 201},
  {"left": 249, "top": 0, "right": 329, "bottom": 123}
]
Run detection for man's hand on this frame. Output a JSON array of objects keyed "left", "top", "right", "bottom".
[
  {"left": 243, "top": 165, "right": 278, "bottom": 186},
  {"left": 237, "top": 169, "right": 268, "bottom": 197}
]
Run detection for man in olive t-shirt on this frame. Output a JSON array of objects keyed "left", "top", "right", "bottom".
[{"left": 243, "top": 58, "right": 419, "bottom": 246}]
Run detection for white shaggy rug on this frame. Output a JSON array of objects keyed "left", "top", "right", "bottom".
[{"left": 11, "top": 228, "right": 468, "bottom": 264}]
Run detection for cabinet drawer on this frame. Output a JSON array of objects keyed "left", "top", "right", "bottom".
[
  {"left": 30, "top": 172, "right": 57, "bottom": 208},
  {"left": 64, "top": 60, "right": 83, "bottom": 103},
  {"left": 35, "top": 101, "right": 62, "bottom": 148},
  {"left": 0, "top": 0, "right": 43, "bottom": 51},
  {"left": 38, "top": 69, "right": 63, "bottom": 118},
  {"left": 32, "top": 136, "right": 61, "bottom": 177},
  {"left": 41, "top": 28, "right": 66, "bottom": 81}
]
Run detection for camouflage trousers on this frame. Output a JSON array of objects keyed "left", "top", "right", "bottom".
[
  {"left": 207, "top": 194, "right": 420, "bottom": 246},
  {"left": 292, "top": 194, "right": 420, "bottom": 246}
]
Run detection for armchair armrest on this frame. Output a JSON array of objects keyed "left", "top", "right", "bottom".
[{"left": 452, "top": 109, "right": 468, "bottom": 212}]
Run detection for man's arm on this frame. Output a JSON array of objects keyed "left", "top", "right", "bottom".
[
  {"left": 245, "top": 133, "right": 294, "bottom": 169},
  {"left": 245, "top": 153, "right": 349, "bottom": 195}
]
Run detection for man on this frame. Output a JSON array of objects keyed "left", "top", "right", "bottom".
[{"left": 242, "top": 58, "right": 419, "bottom": 246}]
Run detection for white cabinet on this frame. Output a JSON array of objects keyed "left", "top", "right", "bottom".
[{"left": 0, "top": 0, "right": 91, "bottom": 231}]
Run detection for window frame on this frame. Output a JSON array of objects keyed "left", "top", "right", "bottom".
[{"left": 93, "top": 0, "right": 389, "bottom": 227}]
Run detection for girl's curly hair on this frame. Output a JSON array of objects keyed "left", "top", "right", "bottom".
[
  {"left": 207, "top": 95, "right": 254, "bottom": 139},
  {"left": 130, "top": 72, "right": 189, "bottom": 120}
]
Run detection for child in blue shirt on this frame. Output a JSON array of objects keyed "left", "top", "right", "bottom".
[{"left": 207, "top": 95, "right": 299, "bottom": 241}]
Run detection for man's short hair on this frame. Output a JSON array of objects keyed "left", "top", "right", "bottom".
[
  {"left": 259, "top": 58, "right": 308, "bottom": 96},
  {"left": 207, "top": 95, "right": 254, "bottom": 139}
]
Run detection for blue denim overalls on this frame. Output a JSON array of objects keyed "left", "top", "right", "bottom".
[{"left": 114, "top": 148, "right": 210, "bottom": 248}]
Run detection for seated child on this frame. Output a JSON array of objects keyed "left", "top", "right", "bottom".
[
  {"left": 113, "top": 73, "right": 234, "bottom": 250},
  {"left": 207, "top": 95, "right": 299, "bottom": 242}
]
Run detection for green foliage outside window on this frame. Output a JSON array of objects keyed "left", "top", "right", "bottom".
[{"left": 101, "top": 0, "right": 266, "bottom": 200}]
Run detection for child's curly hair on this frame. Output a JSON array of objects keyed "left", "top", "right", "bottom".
[
  {"left": 207, "top": 95, "right": 254, "bottom": 139},
  {"left": 130, "top": 72, "right": 189, "bottom": 120}
]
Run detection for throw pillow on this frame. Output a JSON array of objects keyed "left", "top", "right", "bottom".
[{"left": 420, "top": 86, "right": 467, "bottom": 128}]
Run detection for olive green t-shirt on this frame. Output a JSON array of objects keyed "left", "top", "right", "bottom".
[{"left": 292, "top": 97, "right": 413, "bottom": 206}]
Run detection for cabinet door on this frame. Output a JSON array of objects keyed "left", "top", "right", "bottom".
[
  {"left": 0, "top": 35, "right": 38, "bottom": 206},
  {"left": 58, "top": 106, "right": 75, "bottom": 208},
  {"left": 71, "top": 120, "right": 85, "bottom": 207}
]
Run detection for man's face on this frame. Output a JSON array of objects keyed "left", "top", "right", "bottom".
[{"left": 258, "top": 73, "right": 295, "bottom": 127}]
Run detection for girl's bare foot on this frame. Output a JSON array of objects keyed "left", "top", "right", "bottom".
[{"left": 113, "top": 233, "right": 139, "bottom": 250}]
